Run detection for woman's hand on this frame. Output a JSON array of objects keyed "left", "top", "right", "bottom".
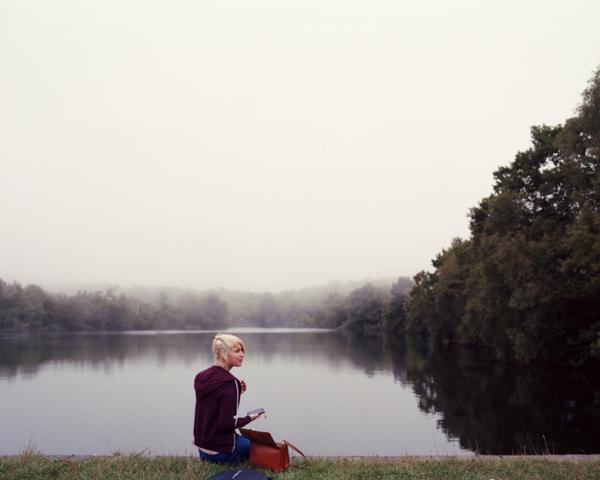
[{"left": 249, "top": 412, "right": 264, "bottom": 422}]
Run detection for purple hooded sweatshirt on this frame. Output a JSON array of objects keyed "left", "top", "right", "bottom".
[{"left": 193, "top": 365, "right": 252, "bottom": 452}]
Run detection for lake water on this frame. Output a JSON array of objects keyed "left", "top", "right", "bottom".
[{"left": 1, "top": 328, "right": 599, "bottom": 456}]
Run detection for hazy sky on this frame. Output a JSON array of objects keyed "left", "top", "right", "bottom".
[{"left": 1, "top": 1, "right": 599, "bottom": 292}]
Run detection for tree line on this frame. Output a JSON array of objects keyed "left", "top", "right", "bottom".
[
  {"left": 0, "top": 276, "right": 412, "bottom": 334},
  {"left": 0, "top": 280, "right": 229, "bottom": 332},
  {"left": 404, "top": 68, "right": 600, "bottom": 366}
]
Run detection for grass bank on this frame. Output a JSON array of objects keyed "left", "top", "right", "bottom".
[{"left": 2, "top": 453, "right": 600, "bottom": 480}]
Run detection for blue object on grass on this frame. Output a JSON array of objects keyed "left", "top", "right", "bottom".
[{"left": 207, "top": 469, "right": 272, "bottom": 480}]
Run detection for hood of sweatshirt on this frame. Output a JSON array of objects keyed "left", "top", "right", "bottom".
[{"left": 194, "top": 365, "right": 239, "bottom": 398}]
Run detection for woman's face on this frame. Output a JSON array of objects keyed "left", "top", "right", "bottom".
[{"left": 227, "top": 343, "right": 245, "bottom": 368}]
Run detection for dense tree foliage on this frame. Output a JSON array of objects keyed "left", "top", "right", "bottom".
[{"left": 406, "top": 69, "right": 600, "bottom": 366}]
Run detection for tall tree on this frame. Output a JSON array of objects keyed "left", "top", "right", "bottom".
[{"left": 406, "top": 68, "right": 600, "bottom": 366}]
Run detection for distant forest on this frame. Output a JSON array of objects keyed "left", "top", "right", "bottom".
[
  {"left": 0, "top": 276, "right": 412, "bottom": 334},
  {"left": 2, "top": 68, "right": 600, "bottom": 368}
]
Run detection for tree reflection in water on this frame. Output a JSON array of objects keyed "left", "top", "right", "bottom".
[
  {"left": 1, "top": 330, "right": 599, "bottom": 454},
  {"left": 403, "top": 341, "right": 600, "bottom": 454}
]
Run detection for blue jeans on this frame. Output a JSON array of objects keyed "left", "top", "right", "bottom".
[{"left": 198, "top": 434, "right": 251, "bottom": 464}]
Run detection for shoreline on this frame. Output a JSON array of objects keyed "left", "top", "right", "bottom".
[
  {"left": 3, "top": 454, "right": 600, "bottom": 460},
  {"left": 3, "top": 453, "right": 600, "bottom": 479}
]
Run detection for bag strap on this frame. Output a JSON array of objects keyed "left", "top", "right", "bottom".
[{"left": 283, "top": 440, "right": 307, "bottom": 460}]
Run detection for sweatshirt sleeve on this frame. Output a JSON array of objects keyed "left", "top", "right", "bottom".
[
  {"left": 235, "top": 415, "right": 252, "bottom": 429},
  {"left": 217, "top": 382, "right": 251, "bottom": 432}
]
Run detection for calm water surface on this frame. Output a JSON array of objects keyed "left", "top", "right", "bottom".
[{"left": 1, "top": 329, "right": 599, "bottom": 456}]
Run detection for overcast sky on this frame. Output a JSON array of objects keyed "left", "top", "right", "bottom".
[{"left": 1, "top": 1, "right": 599, "bottom": 293}]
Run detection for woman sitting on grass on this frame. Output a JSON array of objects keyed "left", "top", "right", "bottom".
[{"left": 193, "top": 333, "right": 263, "bottom": 464}]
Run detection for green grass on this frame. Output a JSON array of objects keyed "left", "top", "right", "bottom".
[{"left": 1, "top": 453, "right": 600, "bottom": 480}]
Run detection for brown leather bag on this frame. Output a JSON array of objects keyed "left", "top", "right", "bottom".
[{"left": 239, "top": 428, "right": 306, "bottom": 472}]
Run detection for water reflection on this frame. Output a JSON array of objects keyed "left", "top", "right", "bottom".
[
  {"left": 1, "top": 330, "right": 599, "bottom": 454},
  {"left": 0, "top": 332, "right": 207, "bottom": 380},
  {"left": 401, "top": 342, "right": 600, "bottom": 454}
]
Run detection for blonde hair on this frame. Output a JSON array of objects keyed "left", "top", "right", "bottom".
[{"left": 212, "top": 333, "right": 245, "bottom": 363}]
